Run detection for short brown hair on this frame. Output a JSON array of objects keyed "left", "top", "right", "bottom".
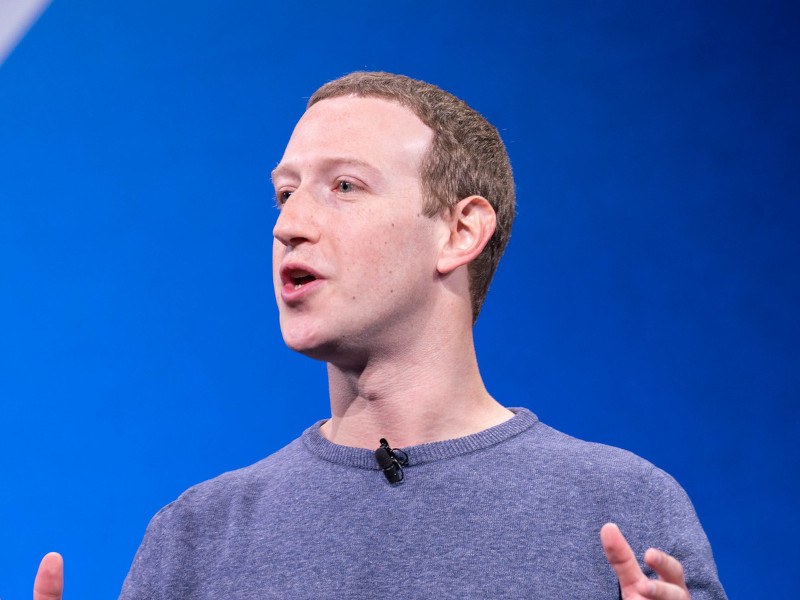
[{"left": 308, "top": 72, "right": 515, "bottom": 322}]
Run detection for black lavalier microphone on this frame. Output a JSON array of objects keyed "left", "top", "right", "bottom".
[{"left": 374, "top": 438, "right": 408, "bottom": 484}]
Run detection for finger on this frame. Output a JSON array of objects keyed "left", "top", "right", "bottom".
[
  {"left": 33, "top": 552, "right": 63, "bottom": 600},
  {"left": 635, "top": 578, "right": 690, "bottom": 600},
  {"left": 600, "top": 523, "right": 645, "bottom": 589},
  {"left": 644, "top": 548, "right": 688, "bottom": 590}
]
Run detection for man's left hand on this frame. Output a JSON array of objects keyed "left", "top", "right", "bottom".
[{"left": 601, "top": 522, "right": 690, "bottom": 600}]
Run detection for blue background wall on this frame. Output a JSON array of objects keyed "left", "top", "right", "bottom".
[{"left": 1, "top": 1, "right": 797, "bottom": 597}]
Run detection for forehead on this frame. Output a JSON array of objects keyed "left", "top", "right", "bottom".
[{"left": 276, "top": 96, "right": 433, "bottom": 179}]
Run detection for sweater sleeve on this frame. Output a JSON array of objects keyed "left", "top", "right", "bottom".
[
  {"left": 118, "top": 509, "right": 166, "bottom": 600},
  {"left": 643, "top": 466, "right": 727, "bottom": 600},
  {"left": 118, "top": 497, "right": 204, "bottom": 600}
]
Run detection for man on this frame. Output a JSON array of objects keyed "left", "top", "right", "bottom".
[{"left": 33, "top": 72, "right": 726, "bottom": 599}]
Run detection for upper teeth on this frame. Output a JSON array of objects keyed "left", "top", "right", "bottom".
[{"left": 290, "top": 270, "right": 314, "bottom": 288}]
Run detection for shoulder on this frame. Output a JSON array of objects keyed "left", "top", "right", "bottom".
[
  {"left": 514, "top": 420, "right": 696, "bottom": 523},
  {"left": 524, "top": 420, "right": 713, "bottom": 559},
  {"left": 150, "top": 435, "right": 306, "bottom": 527},
  {"left": 120, "top": 435, "right": 311, "bottom": 596},
  {"left": 525, "top": 420, "right": 667, "bottom": 485}
]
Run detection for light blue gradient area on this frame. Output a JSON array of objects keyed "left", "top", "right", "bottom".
[
  {"left": 1, "top": 2, "right": 797, "bottom": 597},
  {"left": 0, "top": 0, "right": 51, "bottom": 65}
]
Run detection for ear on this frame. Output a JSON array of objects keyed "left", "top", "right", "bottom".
[{"left": 436, "top": 195, "right": 496, "bottom": 275}]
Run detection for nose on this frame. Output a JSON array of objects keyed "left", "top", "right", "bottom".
[{"left": 272, "top": 188, "right": 321, "bottom": 248}]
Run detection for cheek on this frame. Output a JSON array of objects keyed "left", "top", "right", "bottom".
[
  {"left": 335, "top": 231, "right": 389, "bottom": 289},
  {"left": 350, "top": 221, "right": 437, "bottom": 291}
]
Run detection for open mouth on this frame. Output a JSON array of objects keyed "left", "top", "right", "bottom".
[{"left": 286, "top": 269, "right": 317, "bottom": 290}]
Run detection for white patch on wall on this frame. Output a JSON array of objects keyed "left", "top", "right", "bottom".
[{"left": 0, "top": 0, "right": 52, "bottom": 66}]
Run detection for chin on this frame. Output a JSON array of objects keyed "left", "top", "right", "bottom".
[
  {"left": 283, "top": 338, "right": 330, "bottom": 361},
  {"left": 280, "top": 317, "right": 331, "bottom": 359},
  {"left": 280, "top": 323, "right": 367, "bottom": 368}
]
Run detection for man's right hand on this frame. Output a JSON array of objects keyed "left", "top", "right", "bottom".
[{"left": 33, "top": 553, "right": 63, "bottom": 600}]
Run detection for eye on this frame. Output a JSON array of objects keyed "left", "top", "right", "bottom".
[
  {"left": 336, "top": 180, "right": 357, "bottom": 193},
  {"left": 275, "top": 190, "right": 293, "bottom": 207}
]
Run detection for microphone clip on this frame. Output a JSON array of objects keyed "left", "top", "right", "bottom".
[{"left": 374, "top": 438, "right": 408, "bottom": 485}]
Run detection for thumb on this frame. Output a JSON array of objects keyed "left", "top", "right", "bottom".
[{"left": 33, "top": 552, "right": 64, "bottom": 600}]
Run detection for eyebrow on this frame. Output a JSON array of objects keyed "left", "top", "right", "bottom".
[{"left": 270, "top": 157, "right": 383, "bottom": 184}]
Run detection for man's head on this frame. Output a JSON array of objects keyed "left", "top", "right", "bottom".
[{"left": 308, "top": 72, "right": 515, "bottom": 321}]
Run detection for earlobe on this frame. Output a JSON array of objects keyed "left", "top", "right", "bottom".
[{"left": 436, "top": 195, "right": 497, "bottom": 275}]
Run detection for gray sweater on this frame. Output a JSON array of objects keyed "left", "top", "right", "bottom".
[{"left": 120, "top": 408, "right": 726, "bottom": 599}]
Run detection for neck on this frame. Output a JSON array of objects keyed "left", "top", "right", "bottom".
[{"left": 320, "top": 326, "right": 513, "bottom": 449}]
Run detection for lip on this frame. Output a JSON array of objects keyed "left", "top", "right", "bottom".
[{"left": 279, "top": 262, "right": 325, "bottom": 305}]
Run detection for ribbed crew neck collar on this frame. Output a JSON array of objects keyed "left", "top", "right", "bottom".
[{"left": 301, "top": 407, "right": 538, "bottom": 470}]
